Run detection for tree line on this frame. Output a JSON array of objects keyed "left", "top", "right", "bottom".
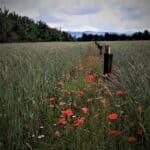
[
  {"left": 78, "top": 30, "right": 150, "bottom": 41},
  {"left": 0, "top": 8, "right": 75, "bottom": 42},
  {"left": 0, "top": 8, "right": 150, "bottom": 42}
]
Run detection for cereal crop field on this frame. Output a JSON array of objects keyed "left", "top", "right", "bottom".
[{"left": 0, "top": 41, "right": 150, "bottom": 150}]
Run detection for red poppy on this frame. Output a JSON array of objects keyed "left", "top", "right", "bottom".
[
  {"left": 98, "top": 78, "right": 104, "bottom": 84},
  {"left": 100, "top": 99, "right": 110, "bottom": 106},
  {"left": 137, "top": 129, "right": 144, "bottom": 135},
  {"left": 85, "top": 73, "right": 97, "bottom": 83},
  {"left": 58, "top": 97, "right": 63, "bottom": 101},
  {"left": 59, "top": 101, "right": 66, "bottom": 106},
  {"left": 128, "top": 136, "right": 136, "bottom": 143},
  {"left": 54, "top": 130, "right": 60, "bottom": 137},
  {"left": 108, "top": 113, "right": 119, "bottom": 120},
  {"left": 85, "top": 75, "right": 93, "bottom": 83},
  {"left": 49, "top": 104, "right": 55, "bottom": 108},
  {"left": 65, "top": 73, "right": 71, "bottom": 79},
  {"left": 115, "top": 90, "right": 125, "bottom": 96},
  {"left": 73, "top": 117, "right": 85, "bottom": 127},
  {"left": 58, "top": 118, "right": 67, "bottom": 125},
  {"left": 87, "top": 98, "right": 93, "bottom": 102},
  {"left": 136, "top": 106, "right": 142, "bottom": 113},
  {"left": 84, "top": 66, "right": 92, "bottom": 73},
  {"left": 61, "top": 108, "right": 73, "bottom": 117},
  {"left": 103, "top": 90, "right": 110, "bottom": 95},
  {"left": 95, "top": 89, "right": 100, "bottom": 94},
  {"left": 49, "top": 97, "right": 55, "bottom": 101},
  {"left": 112, "top": 80, "right": 117, "bottom": 84},
  {"left": 109, "top": 130, "right": 121, "bottom": 136},
  {"left": 77, "top": 64, "right": 84, "bottom": 71},
  {"left": 81, "top": 107, "right": 88, "bottom": 114},
  {"left": 57, "top": 81, "right": 64, "bottom": 86},
  {"left": 76, "top": 89, "right": 84, "bottom": 97}
]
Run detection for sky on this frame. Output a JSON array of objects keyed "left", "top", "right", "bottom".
[{"left": 0, "top": 0, "right": 150, "bottom": 32}]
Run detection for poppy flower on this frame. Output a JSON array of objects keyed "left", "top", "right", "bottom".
[
  {"left": 49, "top": 104, "right": 55, "bottom": 108},
  {"left": 109, "top": 130, "right": 121, "bottom": 136},
  {"left": 115, "top": 90, "right": 125, "bottom": 96},
  {"left": 54, "top": 131, "right": 60, "bottom": 137},
  {"left": 57, "top": 81, "right": 64, "bottom": 86},
  {"left": 65, "top": 73, "right": 71, "bottom": 79},
  {"left": 112, "top": 80, "right": 117, "bottom": 84},
  {"left": 136, "top": 106, "right": 142, "bottom": 113},
  {"left": 95, "top": 89, "right": 100, "bottom": 94},
  {"left": 103, "top": 90, "right": 110, "bottom": 95},
  {"left": 76, "top": 89, "right": 84, "bottom": 97},
  {"left": 61, "top": 108, "right": 73, "bottom": 117},
  {"left": 84, "top": 66, "right": 92, "bottom": 73},
  {"left": 49, "top": 97, "right": 55, "bottom": 101},
  {"left": 77, "top": 64, "right": 84, "bottom": 71},
  {"left": 85, "top": 75, "right": 93, "bottom": 83},
  {"left": 85, "top": 73, "right": 97, "bottom": 83},
  {"left": 100, "top": 99, "right": 110, "bottom": 106},
  {"left": 73, "top": 117, "right": 85, "bottom": 127},
  {"left": 128, "top": 136, "right": 136, "bottom": 143},
  {"left": 81, "top": 107, "right": 88, "bottom": 114},
  {"left": 59, "top": 102, "right": 66, "bottom": 106},
  {"left": 137, "top": 129, "right": 144, "bottom": 135},
  {"left": 87, "top": 98, "right": 93, "bottom": 102},
  {"left": 108, "top": 113, "right": 119, "bottom": 120},
  {"left": 58, "top": 118, "right": 67, "bottom": 125},
  {"left": 58, "top": 97, "right": 63, "bottom": 101},
  {"left": 98, "top": 78, "right": 104, "bottom": 84}
]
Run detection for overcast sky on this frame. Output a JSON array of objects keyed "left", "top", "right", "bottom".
[{"left": 0, "top": 0, "right": 150, "bottom": 32}]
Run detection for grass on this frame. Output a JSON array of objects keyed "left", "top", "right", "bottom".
[
  {"left": 100, "top": 41, "right": 150, "bottom": 148},
  {"left": 0, "top": 41, "right": 150, "bottom": 149},
  {"left": 0, "top": 42, "right": 94, "bottom": 149}
]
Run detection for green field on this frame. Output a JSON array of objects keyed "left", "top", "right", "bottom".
[{"left": 0, "top": 41, "right": 150, "bottom": 149}]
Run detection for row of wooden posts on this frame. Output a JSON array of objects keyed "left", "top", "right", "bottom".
[{"left": 95, "top": 41, "right": 113, "bottom": 75}]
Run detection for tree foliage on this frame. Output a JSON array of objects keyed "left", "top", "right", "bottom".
[
  {"left": 0, "top": 8, "right": 75, "bottom": 42},
  {"left": 78, "top": 30, "right": 150, "bottom": 41}
]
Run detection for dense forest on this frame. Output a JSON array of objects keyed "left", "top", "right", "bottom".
[
  {"left": 0, "top": 8, "right": 75, "bottom": 42},
  {"left": 0, "top": 8, "right": 150, "bottom": 42}
]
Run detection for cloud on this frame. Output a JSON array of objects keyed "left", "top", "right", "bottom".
[
  {"left": 0, "top": 0, "right": 150, "bottom": 32},
  {"left": 62, "top": 6, "right": 100, "bottom": 16}
]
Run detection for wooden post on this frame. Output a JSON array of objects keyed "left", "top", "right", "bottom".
[
  {"left": 98, "top": 45, "right": 103, "bottom": 55},
  {"left": 95, "top": 41, "right": 98, "bottom": 46},
  {"left": 103, "top": 45, "right": 113, "bottom": 75},
  {"left": 94, "top": 41, "right": 103, "bottom": 55}
]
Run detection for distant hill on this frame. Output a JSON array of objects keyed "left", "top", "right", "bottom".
[
  {"left": 69, "top": 31, "right": 133, "bottom": 38},
  {"left": 69, "top": 31, "right": 105, "bottom": 38}
]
